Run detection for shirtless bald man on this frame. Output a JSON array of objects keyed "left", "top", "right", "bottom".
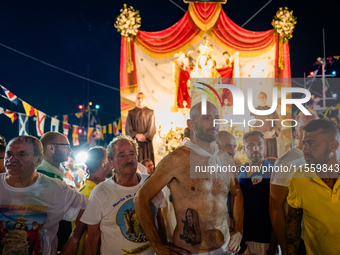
[{"left": 134, "top": 102, "right": 243, "bottom": 254}]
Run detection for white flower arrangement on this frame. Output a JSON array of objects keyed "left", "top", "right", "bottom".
[
  {"left": 272, "top": 7, "right": 297, "bottom": 43},
  {"left": 114, "top": 4, "right": 141, "bottom": 42},
  {"left": 156, "top": 127, "right": 185, "bottom": 159}
]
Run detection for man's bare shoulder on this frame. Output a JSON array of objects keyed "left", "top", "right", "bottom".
[
  {"left": 162, "top": 146, "right": 190, "bottom": 160},
  {"left": 156, "top": 146, "right": 190, "bottom": 173}
]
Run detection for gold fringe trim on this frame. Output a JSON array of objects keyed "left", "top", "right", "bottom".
[
  {"left": 274, "top": 81, "right": 291, "bottom": 87},
  {"left": 135, "top": 30, "right": 205, "bottom": 59},
  {"left": 207, "top": 30, "right": 276, "bottom": 58},
  {"left": 170, "top": 61, "right": 182, "bottom": 112},
  {"left": 120, "top": 85, "right": 139, "bottom": 95},
  {"left": 188, "top": 3, "right": 222, "bottom": 32},
  {"left": 278, "top": 35, "right": 285, "bottom": 70},
  {"left": 126, "top": 40, "right": 134, "bottom": 73},
  {"left": 120, "top": 96, "right": 136, "bottom": 106}
]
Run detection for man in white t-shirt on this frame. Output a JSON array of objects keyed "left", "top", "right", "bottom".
[
  {"left": 269, "top": 111, "right": 318, "bottom": 254},
  {"left": 0, "top": 135, "right": 87, "bottom": 255},
  {"left": 81, "top": 135, "right": 166, "bottom": 255}
]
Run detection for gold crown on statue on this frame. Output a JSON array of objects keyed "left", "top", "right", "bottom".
[
  {"left": 199, "top": 40, "right": 213, "bottom": 56},
  {"left": 14, "top": 216, "right": 27, "bottom": 224}
]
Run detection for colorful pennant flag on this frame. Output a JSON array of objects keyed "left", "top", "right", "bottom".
[
  {"left": 87, "top": 127, "right": 94, "bottom": 144},
  {"left": 51, "top": 117, "right": 60, "bottom": 132},
  {"left": 63, "top": 115, "right": 68, "bottom": 123},
  {"left": 22, "top": 101, "right": 35, "bottom": 117},
  {"left": 75, "top": 112, "right": 83, "bottom": 118},
  {"left": 102, "top": 125, "right": 107, "bottom": 141},
  {"left": 108, "top": 123, "right": 113, "bottom": 140},
  {"left": 36, "top": 111, "right": 46, "bottom": 137},
  {"left": 323, "top": 79, "right": 330, "bottom": 92},
  {"left": 72, "top": 125, "right": 79, "bottom": 146},
  {"left": 117, "top": 118, "right": 121, "bottom": 130},
  {"left": 113, "top": 122, "right": 120, "bottom": 135},
  {"left": 1, "top": 85, "right": 19, "bottom": 105},
  {"left": 4, "top": 110, "right": 17, "bottom": 123},
  {"left": 18, "top": 113, "right": 29, "bottom": 135},
  {"left": 63, "top": 122, "right": 70, "bottom": 138}
]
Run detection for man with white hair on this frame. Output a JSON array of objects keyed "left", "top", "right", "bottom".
[{"left": 81, "top": 135, "right": 166, "bottom": 255}]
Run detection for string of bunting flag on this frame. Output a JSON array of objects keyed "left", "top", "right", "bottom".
[{"left": 0, "top": 84, "right": 121, "bottom": 146}]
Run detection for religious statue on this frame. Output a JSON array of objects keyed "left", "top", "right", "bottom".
[{"left": 125, "top": 92, "right": 156, "bottom": 163}]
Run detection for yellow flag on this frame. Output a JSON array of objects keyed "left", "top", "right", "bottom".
[
  {"left": 117, "top": 118, "right": 121, "bottom": 130},
  {"left": 22, "top": 101, "right": 35, "bottom": 117},
  {"left": 75, "top": 112, "right": 83, "bottom": 118}
]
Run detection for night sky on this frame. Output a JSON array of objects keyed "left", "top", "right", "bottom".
[{"left": 0, "top": 0, "right": 339, "bottom": 144}]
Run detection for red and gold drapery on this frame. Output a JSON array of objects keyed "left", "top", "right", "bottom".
[{"left": 120, "top": 2, "right": 291, "bottom": 127}]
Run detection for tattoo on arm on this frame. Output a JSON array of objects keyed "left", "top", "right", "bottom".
[
  {"left": 179, "top": 208, "right": 201, "bottom": 246},
  {"left": 286, "top": 206, "right": 303, "bottom": 255}
]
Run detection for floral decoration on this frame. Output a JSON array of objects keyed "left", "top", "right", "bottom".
[
  {"left": 114, "top": 4, "right": 141, "bottom": 41},
  {"left": 272, "top": 7, "right": 297, "bottom": 43},
  {"left": 157, "top": 126, "right": 185, "bottom": 159}
]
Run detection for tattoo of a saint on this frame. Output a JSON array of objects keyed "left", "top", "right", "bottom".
[{"left": 179, "top": 208, "right": 201, "bottom": 245}]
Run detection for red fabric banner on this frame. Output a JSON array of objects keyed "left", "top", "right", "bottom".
[
  {"left": 136, "top": 12, "right": 201, "bottom": 56},
  {"left": 210, "top": 10, "right": 274, "bottom": 51}
]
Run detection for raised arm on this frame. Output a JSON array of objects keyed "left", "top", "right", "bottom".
[
  {"left": 286, "top": 205, "right": 302, "bottom": 255},
  {"left": 134, "top": 151, "right": 191, "bottom": 255},
  {"left": 228, "top": 177, "right": 243, "bottom": 253}
]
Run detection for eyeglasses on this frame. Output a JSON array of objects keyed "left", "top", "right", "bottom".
[
  {"left": 51, "top": 143, "right": 71, "bottom": 147},
  {"left": 0, "top": 157, "right": 4, "bottom": 159}
]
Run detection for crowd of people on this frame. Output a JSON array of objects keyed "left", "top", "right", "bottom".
[{"left": 1, "top": 97, "right": 340, "bottom": 255}]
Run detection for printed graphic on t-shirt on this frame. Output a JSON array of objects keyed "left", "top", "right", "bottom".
[
  {"left": 117, "top": 198, "right": 149, "bottom": 243},
  {"left": 0, "top": 205, "right": 47, "bottom": 255}
]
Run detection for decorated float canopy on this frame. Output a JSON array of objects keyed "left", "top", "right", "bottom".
[{"left": 118, "top": 2, "right": 295, "bottom": 162}]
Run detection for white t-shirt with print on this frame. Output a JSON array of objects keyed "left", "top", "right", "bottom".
[
  {"left": 80, "top": 173, "right": 166, "bottom": 255},
  {"left": 0, "top": 173, "right": 88, "bottom": 255}
]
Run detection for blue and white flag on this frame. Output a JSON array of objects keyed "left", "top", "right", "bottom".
[
  {"left": 51, "top": 117, "right": 59, "bottom": 132},
  {"left": 18, "top": 113, "right": 29, "bottom": 135}
]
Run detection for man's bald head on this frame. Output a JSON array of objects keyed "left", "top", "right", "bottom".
[
  {"left": 216, "top": 131, "right": 237, "bottom": 158},
  {"left": 188, "top": 102, "right": 220, "bottom": 143},
  {"left": 190, "top": 101, "right": 218, "bottom": 122},
  {"left": 295, "top": 111, "right": 319, "bottom": 131},
  {"left": 40, "top": 132, "right": 67, "bottom": 153},
  {"left": 40, "top": 132, "right": 72, "bottom": 165}
]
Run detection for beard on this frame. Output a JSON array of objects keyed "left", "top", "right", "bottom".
[
  {"left": 55, "top": 148, "right": 69, "bottom": 163},
  {"left": 195, "top": 127, "right": 218, "bottom": 142},
  {"left": 249, "top": 151, "right": 263, "bottom": 162}
]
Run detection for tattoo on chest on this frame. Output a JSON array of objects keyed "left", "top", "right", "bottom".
[{"left": 180, "top": 208, "right": 201, "bottom": 246}]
